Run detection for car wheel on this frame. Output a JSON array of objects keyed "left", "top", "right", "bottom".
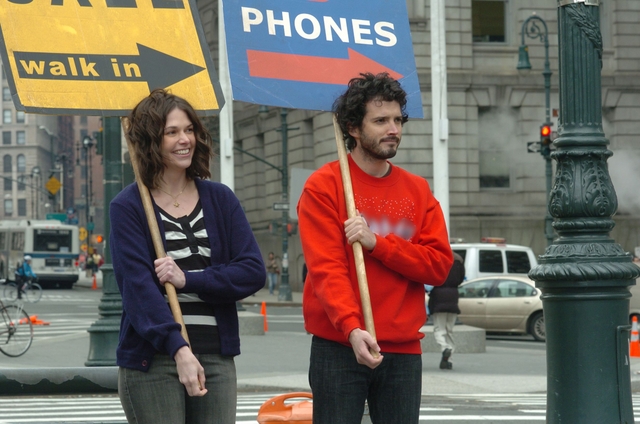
[{"left": 529, "top": 312, "right": 545, "bottom": 342}]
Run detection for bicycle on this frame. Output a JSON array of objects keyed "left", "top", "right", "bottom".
[
  {"left": 3, "top": 276, "right": 42, "bottom": 303},
  {"left": 0, "top": 297, "right": 33, "bottom": 357}
]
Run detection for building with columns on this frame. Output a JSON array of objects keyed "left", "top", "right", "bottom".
[
  {"left": 2, "top": 1, "right": 637, "bottom": 290},
  {"left": 195, "top": 0, "right": 640, "bottom": 290}
]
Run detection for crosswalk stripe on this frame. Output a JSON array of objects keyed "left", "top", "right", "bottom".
[{"left": 0, "top": 393, "right": 638, "bottom": 423}]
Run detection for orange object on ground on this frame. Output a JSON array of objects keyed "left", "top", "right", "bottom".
[
  {"left": 92, "top": 274, "right": 97, "bottom": 290},
  {"left": 261, "top": 301, "right": 268, "bottom": 332},
  {"left": 631, "top": 316, "right": 640, "bottom": 357},
  {"left": 257, "top": 392, "right": 313, "bottom": 424},
  {"left": 19, "top": 315, "right": 50, "bottom": 326}
]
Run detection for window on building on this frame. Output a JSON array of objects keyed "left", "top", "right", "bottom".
[
  {"left": 17, "top": 154, "right": 26, "bottom": 173},
  {"left": 478, "top": 107, "right": 515, "bottom": 189},
  {"left": 3, "top": 109, "right": 11, "bottom": 124},
  {"left": 3, "top": 176, "right": 10, "bottom": 191},
  {"left": 3, "top": 154, "right": 11, "bottom": 173},
  {"left": 2, "top": 131, "right": 10, "bottom": 145},
  {"left": 16, "top": 110, "right": 25, "bottom": 123},
  {"left": 2, "top": 87, "right": 10, "bottom": 101},
  {"left": 16, "top": 131, "right": 25, "bottom": 145},
  {"left": 17, "top": 175, "right": 26, "bottom": 191},
  {"left": 472, "top": 0, "right": 506, "bottom": 43},
  {"left": 80, "top": 116, "right": 88, "bottom": 124},
  {"left": 4, "top": 199, "right": 13, "bottom": 217},
  {"left": 17, "top": 199, "right": 26, "bottom": 216}
]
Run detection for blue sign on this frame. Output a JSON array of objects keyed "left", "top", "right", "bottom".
[{"left": 223, "top": 0, "right": 423, "bottom": 118}]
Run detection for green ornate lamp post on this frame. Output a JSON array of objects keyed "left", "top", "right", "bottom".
[
  {"left": 517, "top": 13, "right": 554, "bottom": 246},
  {"left": 529, "top": 1, "right": 640, "bottom": 422},
  {"left": 86, "top": 117, "right": 123, "bottom": 366}
]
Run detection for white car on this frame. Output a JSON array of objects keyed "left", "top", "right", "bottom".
[
  {"left": 457, "top": 275, "right": 545, "bottom": 342},
  {"left": 451, "top": 239, "right": 538, "bottom": 281}
]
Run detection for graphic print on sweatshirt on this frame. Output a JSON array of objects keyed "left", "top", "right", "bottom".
[{"left": 355, "top": 194, "right": 417, "bottom": 241}]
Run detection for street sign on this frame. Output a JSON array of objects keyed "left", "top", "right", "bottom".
[
  {"left": 527, "top": 141, "right": 541, "bottom": 153},
  {"left": 223, "top": 0, "right": 423, "bottom": 118},
  {"left": 45, "top": 176, "right": 61, "bottom": 196},
  {"left": 0, "top": 1, "right": 223, "bottom": 116},
  {"left": 46, "top": 213, "right": 66, "bottom": 222},
  {"left": 273, "top": 202, "right": 290, "bottom": 211}
]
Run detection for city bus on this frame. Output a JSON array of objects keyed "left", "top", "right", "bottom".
[{"left": 0, "top": 220, "right": 79, "bottom": 289}]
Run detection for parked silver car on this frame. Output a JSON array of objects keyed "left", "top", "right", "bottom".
[{"left": 457, "top": 275, "right": 545, "bottom": 342}]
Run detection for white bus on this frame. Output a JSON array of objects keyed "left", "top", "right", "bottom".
[{"left": 0, "top": 220, "right": 79, "bottom": 289}]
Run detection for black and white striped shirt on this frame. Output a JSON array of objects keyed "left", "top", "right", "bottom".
[{"left": 159, "top": 200, "right": 220, "bottom": 354}]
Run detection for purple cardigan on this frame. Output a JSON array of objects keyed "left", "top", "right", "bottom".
[{"left": 110, "top": 179, "right": 266, "bottom": 371}]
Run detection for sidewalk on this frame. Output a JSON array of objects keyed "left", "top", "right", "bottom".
[
  {"left": 72, "top": 272, "right": 640, "bottom": 395},
  {"left": 240, "top": 287, "right": 303, "bottom": 307}
]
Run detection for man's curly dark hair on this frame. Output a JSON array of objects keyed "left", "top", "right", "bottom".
[{"left": 333, "top": 73, "right": 409, "bottom": 151}]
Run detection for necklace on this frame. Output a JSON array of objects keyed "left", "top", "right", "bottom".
[{"left": 157, "top": 181, "right": 188, "bottom": 208}]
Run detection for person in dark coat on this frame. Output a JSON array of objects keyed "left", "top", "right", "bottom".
[{"left": 428, "top": 252, "right": 465, "bottom": 370}]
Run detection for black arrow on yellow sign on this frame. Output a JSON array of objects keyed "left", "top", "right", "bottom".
[{"left": 13, "top": 44, "right": 205, "bottom": 90}]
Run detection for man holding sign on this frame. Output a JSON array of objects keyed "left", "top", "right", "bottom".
[{"left": 298, "top": 73, "right": 452, "bottom": 423}]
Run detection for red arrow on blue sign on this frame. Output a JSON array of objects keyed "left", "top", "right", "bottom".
[{"left": 247, "top": 48, "right": 403, "bottom": 84}]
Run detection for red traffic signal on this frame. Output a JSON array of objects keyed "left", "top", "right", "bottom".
[{"left": 540, "top": 124, "right": 552, "bottom": 138}]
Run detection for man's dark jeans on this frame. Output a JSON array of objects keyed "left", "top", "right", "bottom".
[{"left": 309, "top": 336, "right": 422, "bottom": 424}]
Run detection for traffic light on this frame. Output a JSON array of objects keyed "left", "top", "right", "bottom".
[
  {"left": 91, "top": 234, "right": 104, "bottom": 245},
  {"left": 93, "top": 124, "right": 104, "bottom": 156},
  {"left": 540, "top": 123, "right": 552, "bottom": 157}
]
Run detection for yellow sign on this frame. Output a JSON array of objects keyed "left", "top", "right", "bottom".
[
  {"left": 45, "top": 176, "right": 61, "bottom": 195},
  {"left": 0, "top": 1, "right": 223, "bottom": 116},
  {"left": 79, "top": 227, "right": 87, "bottom": 242}
]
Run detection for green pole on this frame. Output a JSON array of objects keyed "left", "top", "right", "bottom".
[
  {"left": 529, "top": 2, "right": 639, "bottom": 422},
  {"left": 519, "top": 15, "right": 554, "bottom": 246},
  {"left": 277, "top": 108, "right": 292, "bottom": 302},
  {"left": 85, "top": 116, "right": 123, "bottom": 366}
]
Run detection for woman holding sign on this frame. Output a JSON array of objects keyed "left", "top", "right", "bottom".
[{"left": 110, "top": 89, "right": 265, "bottom": 423}]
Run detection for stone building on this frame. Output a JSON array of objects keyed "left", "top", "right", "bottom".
[
  {"left": 195, "top": 0, "right": 640, "bottom": 291},
  {"left": 0, "top": 61, "right": 104, "bottom": 243}
]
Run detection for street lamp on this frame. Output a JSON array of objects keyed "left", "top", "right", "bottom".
[
  {"left": 31, "top": 166, "right": 40, "bottom": 219},
  {"left": 255, "top": 106, "right": 297, "bottom": 302},
  {"left": 80, "top": 135, "right": 95, "bottom": 250},
  {"left": 517, "top": 13, "right": 554, "bottom": 246}
]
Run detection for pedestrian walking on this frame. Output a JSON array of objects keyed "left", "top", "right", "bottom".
[
  {"left": 110, "top": 88, "right": 266, "bottom": 424},
  {"left": 428, "top": 252, "right": 465, "bottom": 370},
  {"left": 297, "top": 73, "right": 453, "bottom": 424},
  {"left": 266, "top": 252, "right": 279, "bottom": 295}
]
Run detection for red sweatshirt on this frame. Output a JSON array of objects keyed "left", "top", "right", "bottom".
[{"left": 297, "top": 155, "right": 452, "bottom": 354}]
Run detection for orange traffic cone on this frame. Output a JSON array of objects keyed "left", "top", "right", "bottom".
[
  {"left": 630, "top": 316, "right": 640, "bottom": 357},
  {"left": 261, "top": 301, "right": 268, "bottom": 332},
  {"left": 91, "top": 274, "right": 97, "bottom": 290}
]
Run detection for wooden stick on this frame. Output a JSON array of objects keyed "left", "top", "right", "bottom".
[
  {"left": 332, "top": 116, "right": 378, "bottom": 354},
  {"left": 120, "top": 117, "right": 191, "bottom": 347}
]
